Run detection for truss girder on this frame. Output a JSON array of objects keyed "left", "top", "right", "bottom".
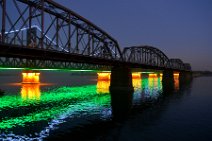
[
  {"left": 0, "top": 0, "right": 192, "bottom": 72},
  {"left": 169, "top": 58, "right": 191, "bottom": 71},
  {"left": 123, "top": 46, "right": 191, "bottom": 71},
  {"left": 0, "top": 57, "right": 110, "bottom": 71},
  {"left": 0, "top": 0, "right": 122, "bottom": 61},
  {"left": 123, "top": 45, "right": 169, "bottom": 67}
]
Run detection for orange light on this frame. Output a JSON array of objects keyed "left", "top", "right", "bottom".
[
  {"left": 132, "top": 73, "right": 141, "bottom": 79},
  {"left": 148, "top": 76, "right": 160, "bottom": 90},
  {"left": 97, "top": 73, "right": 111, "bottom": 81},
  {"left": 21, "top": 83, "right": 40, "bottom": 100},
  {"left": 174, "top": 73, "right": 179, "bottom": 76},
  {"left": 97, "top": 80, "right": 110, "bottom": 94},
  {"left": 149, "top": 73, "right": 158, "bottom": 78},
  {"left": 132, "top": 78, "right": 141, "bottom": 90},
  {"left": 174, "top": 73, "right": 179, "bottom": 90},
  {"left": 159, "top": 73, "right": 163, "bottom": 79},
  {"left": 22, "top": 72, "right": 40, "bottom": 84}
]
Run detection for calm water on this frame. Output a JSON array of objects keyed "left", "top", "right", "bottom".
[{"left": 0, "top": 71, "right": 212, "bottom": 141}]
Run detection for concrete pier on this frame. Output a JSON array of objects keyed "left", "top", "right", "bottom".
[
  {"left": 109, "top": 66, "right": 134, "bottom": 120},
  {"left": 179, "top": 71, "right": 193, "bottom": 89},
  {"left": 162, "top": 70, "right": 174, "bottom": 93},
  {"left": 110, "top": 66, "right": 133, "bottom": 91}
]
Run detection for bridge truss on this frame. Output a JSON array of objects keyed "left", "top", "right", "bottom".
[
  {"left": 169, "top": 59, "right": 191, "bottom": 71},
  {"left": 0, "top": 0, "right": 122, "bottom": 70},
  {"left": 123, "top": 45, "right": 191, "bottom": 71},
  {"left": 123, "top": 45, "right": 169, "bottom": 67},
  {"left": 0, "top": 0, "right": 191, "bottom": 71},
  {"left": 0, "top": 57, "right": 110, "bottom": 71}
]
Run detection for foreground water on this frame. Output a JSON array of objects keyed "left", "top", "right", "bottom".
[{"left": 0, "top": 71, "right": 212, "bottom": 141}]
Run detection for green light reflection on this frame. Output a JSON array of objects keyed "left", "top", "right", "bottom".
[
  {"left": 0, "top": 74, "right": 163, "bottom": 131},
  {"left": 0, "top": 85, "right": 110, "bottom": 129},
  {"left": 133, "top": 75, "right": 162, "bottom": 102}
]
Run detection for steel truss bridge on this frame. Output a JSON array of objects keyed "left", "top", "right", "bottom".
[{"left": 0, "top": 0, "right": 191, "bottom": 72}]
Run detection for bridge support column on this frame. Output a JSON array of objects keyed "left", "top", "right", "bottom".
[
  {"left": 109, "top": 66, "right": 134, "bottom": 120},
  {"left": 162, "top": 70, "right": 174, "bottom": 93},
  {"left": 22, "top": 70, "right": 40, "bottom": 84},
  {"left": 179, "top": 71, "right": 193, "bottom": 88}
]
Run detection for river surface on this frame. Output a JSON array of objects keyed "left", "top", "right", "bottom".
[{"left": 0, "top": 70, "right": 212, "bottom": 141}]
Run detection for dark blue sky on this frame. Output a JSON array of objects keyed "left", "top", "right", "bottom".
[{"left": 55, "top": 0, "right": 212, "bottom": 71}]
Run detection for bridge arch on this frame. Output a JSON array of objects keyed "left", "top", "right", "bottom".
[
  {"left": 169, "top": 58, "right": 185, "bottom": 70},
  {"left": 122, "top": 45, "right": 170, "bottom": 67}
]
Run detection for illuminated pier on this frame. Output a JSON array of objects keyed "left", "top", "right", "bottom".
[
  {"left": 97, "top": 72, "right": 111, "bottom": 81},
  {"left": 22, "top": 70, "right": 40, "bottom": 84}
]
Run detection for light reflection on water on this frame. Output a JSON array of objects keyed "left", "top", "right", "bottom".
[
  {"left": 133, "top": 74, "right": 162, "bottom": 105},
  {"left": 97, "top": 80, "right": 110, "bottom": 94},
  {"left": 0, "top": 72, "right": 168, "bottom": 140},
  {"left": 174, "top": 73, "right": 180, "bottom": 90},
  {"left": 21, "top": 84, "right": 41, "bottom": 100}
]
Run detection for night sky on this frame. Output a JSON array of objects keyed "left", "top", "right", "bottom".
[{"left": 55, "top": 0, "right": 212, "bottom": 71}]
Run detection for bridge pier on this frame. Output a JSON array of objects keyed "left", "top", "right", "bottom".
[
  {"left": 22, "top": 70, "right": 40, "bottom": 84},
  {"left": 109, "top": 66, "right": 134, "bottom": 120},
  {"left": 162, "top": 70, "right": 174, "bottom": 93},
  {"left": 179, "top": 71, "right": 193, "bottom": 88}
]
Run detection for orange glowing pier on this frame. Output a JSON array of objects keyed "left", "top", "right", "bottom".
[{"left": 22, "top": 70, "right": 40, "bottom": 84}]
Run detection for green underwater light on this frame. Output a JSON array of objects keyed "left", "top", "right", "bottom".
[{"left": 0, "top": 85, "right": 110, "bottom": 129}]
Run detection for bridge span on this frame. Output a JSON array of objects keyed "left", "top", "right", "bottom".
[{"left": 0, "top": 0, "right": 192, "bottom": 94}]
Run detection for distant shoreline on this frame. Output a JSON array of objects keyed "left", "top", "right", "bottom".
[{"left": 192, "top": 71, "right": 212, "bottom": 77}]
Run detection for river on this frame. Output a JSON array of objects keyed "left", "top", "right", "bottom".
[{"left": 0, "top": 70, "right": 211, "bottom": 141}]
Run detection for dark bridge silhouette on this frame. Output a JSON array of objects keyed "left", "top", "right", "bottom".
[
  {"left": 0, "top": 0, "right": 193, "bottom": 95},
  {"left": 0, "top": 0, "right": 191, "bottom": 72},
  {"left": 0, "top": 0, "right": 193, "bottom": 117}
]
